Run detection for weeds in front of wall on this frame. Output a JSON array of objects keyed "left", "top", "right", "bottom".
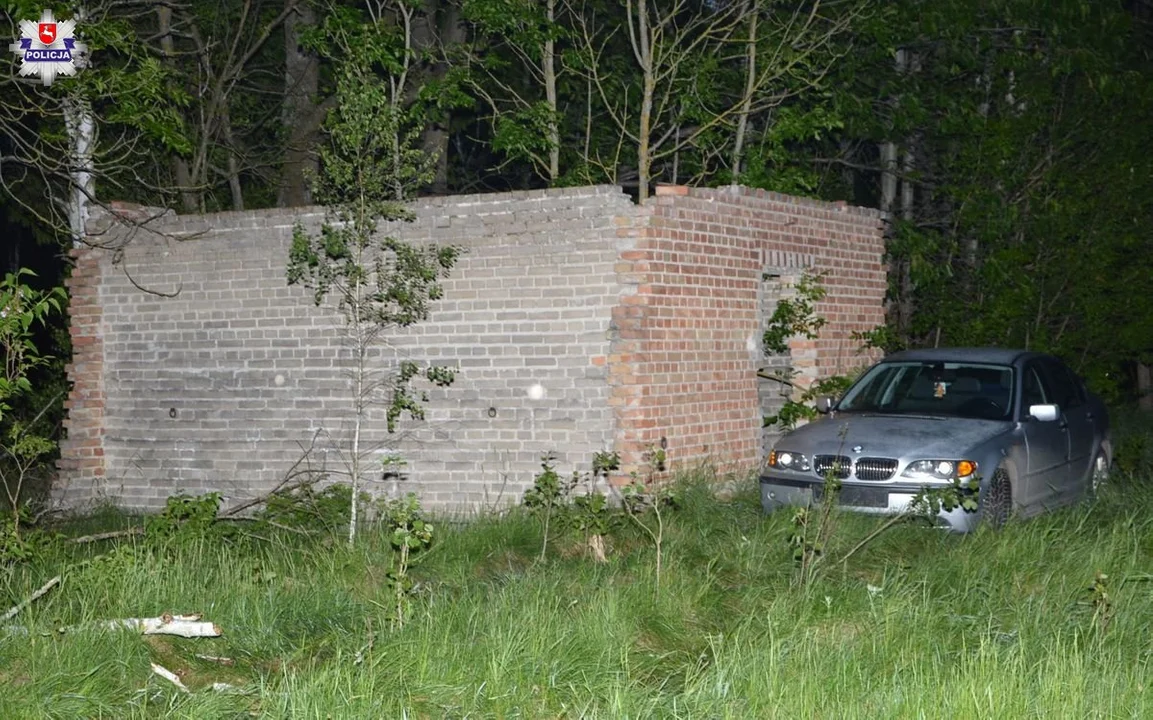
[
  {"left": 520, "top": 445, "right": 682, "bottom": 593},
  {"left": 522, "top": 450, "right": 621, "bottom": 563},
  {"left": 377, "top": 493, "right": 434, "bottom": 629},
  {"left": 620, "top": 444, "right": 679, "bottom": 593}
]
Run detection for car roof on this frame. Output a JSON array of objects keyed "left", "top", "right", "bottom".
[{"left": 880, "top": 347, "right": 1045, "bottom": 366}]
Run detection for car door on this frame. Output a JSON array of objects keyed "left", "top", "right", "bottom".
[
  {"left": 1040, "top": 358, "right": 1095, "bottom": 496},
  {"left": 1018, "top": 362, "right": 1068, "bottom": 511}
]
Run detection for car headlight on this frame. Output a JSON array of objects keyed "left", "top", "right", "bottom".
[
  {"left": 769, "top": 450, "right": 811, "bottom": 472},
  {"left": 901, "top": 459, "right": 977, "bottom": 481}
]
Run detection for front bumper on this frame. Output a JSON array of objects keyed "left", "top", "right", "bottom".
[{"left": 760, "top": 473, "right": 980, "bottom": 532}]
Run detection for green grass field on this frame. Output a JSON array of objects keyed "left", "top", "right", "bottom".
[{"left": 3, "top": 443, "right": 1153, "bottom": 718}]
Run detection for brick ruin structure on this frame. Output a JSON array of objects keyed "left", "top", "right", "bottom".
[{"left": 57, "top": 184, "right": 885, "bottom": 512}]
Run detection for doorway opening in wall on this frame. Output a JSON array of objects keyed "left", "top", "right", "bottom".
[{"left": 758, "top": 270, "right": 795, "bottom": 463}]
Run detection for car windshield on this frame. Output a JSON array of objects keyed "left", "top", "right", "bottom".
[{"left": 836, "top": 361, "right": 1015, "bottom": 421}]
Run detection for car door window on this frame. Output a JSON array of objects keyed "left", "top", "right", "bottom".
[
  {"left": 1061, "top": 365, "right": 1087, "bottom": 408},
  {"left": 1022, "top": 365, "right": 1049, "bottom": 410},
  {"left": 1039, "top": 359, "right": 1082, "bottom": 410}
]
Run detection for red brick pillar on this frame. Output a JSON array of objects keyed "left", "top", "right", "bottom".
[{"left": 56, "top": 245, "right": 107, "bottom": 504}]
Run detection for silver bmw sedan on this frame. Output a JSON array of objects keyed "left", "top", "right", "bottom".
[{"left": 760, "top": 348, "right": 1112, "bottom": 532}]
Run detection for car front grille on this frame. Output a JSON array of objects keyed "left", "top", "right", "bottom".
[
  {"left": 813, "top": 455, "right": 851, "bottom": 479},
  {"left": 854, "top": 457, "right": 899, "bottom": 481}
]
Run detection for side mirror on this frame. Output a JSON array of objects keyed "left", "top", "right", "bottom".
[
  {"left": 1028, "top": 404, "right": 1060, "bottom": 422},
  {"left": 815, "top": 396, "right": 835, "bottom": 414}
]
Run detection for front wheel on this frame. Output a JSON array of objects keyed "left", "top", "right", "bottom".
[
  {"left": 984, "top": 467, "right": 1013, "bottom": 529},
  {"left": 1088, "top": 451, "right": 1109, "bottom": 499}
]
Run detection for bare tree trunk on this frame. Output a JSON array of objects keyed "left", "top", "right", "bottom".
[
  {"left": 416, "top": 0, "right": 466, "bottom": 194},
  {"left": 900, "top": 151, "right": 914, "bottom": 220},
  {"left": 64, "top": 96, "right": 95, "bottom": 246},
  {"left": 632, "top": 0, "right": 653, "bottom": 201},
  {"left": 221, "top": 106, "right": 245, "bottom": 211},
  {"left": 968, "top": 46, "right": 991, "bottom": 273},
  {"left": 732, "top": 0, "right": 757, "bottom": 180},
  {"left": 544, "top": 0, "right": 559, "bottom": 182},
  {"left": 583, "top": 76, "right": 593, "bottom": 184},
  {"left": 879, "top": 139, "right": 897, "bottom": 212},
  {"left": 899, "top": 131, "right": 916, "bottom": 335},
  {"left": 879, "top": 53, "right": 902, "bottom": 215},
  {"left": 879, "top": 49, "right": 906, "bottom": 336},
  {"left": 278, "top": 0, "right": 321, "bottom": 207},
  {"left": 156, "top": 6, "right": 197, "bottom": 214},
  {"left": 897, "top": 51, "right": 920, "bottom": 336},
  {"left": 349, "top": 296, "right": 365, "bottom": 545}
]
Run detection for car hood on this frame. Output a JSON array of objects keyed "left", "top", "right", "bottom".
[{"left": 775, "top": 413, "right": 1011, "bottom": 458}]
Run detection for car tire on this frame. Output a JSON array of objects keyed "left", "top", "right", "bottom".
[
  {"left": 984, "top": 467, "right": 1013, "bottom": 529},
  {"left": 1088, "top": 451, "right": 1109, "bottom": 500}
]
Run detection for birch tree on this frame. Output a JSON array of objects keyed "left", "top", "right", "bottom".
[
  {"left": 461, "top": 0, "right": 565, "bottom": 183},
  {"left": 287, "top": 10, "right": 461, "bottom": 544},
  {"left": 570, "top": 0, "right": 861, "bottom": 201},
  {"left": 1, "top": 1, "right": 189, "bottom": 243}
]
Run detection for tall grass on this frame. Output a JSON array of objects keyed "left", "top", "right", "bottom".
[{"left": 3, "top": 459, "right": 1153, "bottom": 718}]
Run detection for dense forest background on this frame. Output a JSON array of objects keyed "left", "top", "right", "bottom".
[{"left": 2, "top": 0, "right": 1152, "bottom": 402}]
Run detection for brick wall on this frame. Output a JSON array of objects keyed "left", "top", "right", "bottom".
[
  {"left": 55, "top": 184, "right": 885, "bottom": 513},
  {"left": 607, "top": 185, "right": 886, "bottom": 480}
]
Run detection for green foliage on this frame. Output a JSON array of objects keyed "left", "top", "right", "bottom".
[
  {"left": 523, "top": 452, "right": 572, "bottom": 561},
  {"left": 827, "top": 0, "right": 1153, "bottom": 385},
  {"left": 382, "top": 493, "right": 434, "bottom": 554},
  {"left": 258, "top": 483, "right": 359, "bottom": 536},
  {"left": 0, "top": 270, "right": 65, "bottom": 419},
  {"left": 287, "top": 19, "right": 463, "bottom": 318},
  {"left": 762, "top": 271, "right": 828, "bottom": 356},
  {"left": 764, "top": 372, "right": 857, "bottom": 431},
  {"left": 459, "top": 0, "right": 567, "bottom": 181},
  {"left": 573, "top": 451, "right": 621, "bottom": 542},
  {"left": 787, "top": 466, "right": 842, "bottom": 585},
  {"left": 736, "top": 103, "right": 845, "bottom": 196},
  {"left": 1113, "top": 433, "right": 1147, "bottom": 478},
  {"left": 0, "top": 270, "right": 66, "bottom": 528},
  {"left": 490, "top": 102, "right": 561, "bottom": 164},
  {"left": 522, "top": 452, "right": 562, "bottom": 508},
  {"left": 789, "top": 468, "right": 982, "bottom": 587},
  {"left": 0, "top": 514, "right": 54, "bottom": 564},
  {"left": 144, "top": 492, "right": 223, "bottom": 542},
  {"left": 913, "top": 476, "right": 982, "bottom": 516},
  {"left": 620, "top": 446, "right": 680, "bottom": 592},
  {"left": 377, "top": 492, "right": 435, "bottom": 628},
  {"left": 386, "top": 362, "right": 457, "bottom": 433},
  {"left": 852, "top": 324, "right": 906, "bottom": 355},
  {"left": 522, "top": 451, "right": 621, "bottom": 561},
  {"left": 0, "top": 2, "right": 194, "bottom": 232},
  {"left": 760, "top": 270, "right": 860, "bottom": 431},
  {"left": 1084, "top": 570, "right": 1113, "bottom": 635}
]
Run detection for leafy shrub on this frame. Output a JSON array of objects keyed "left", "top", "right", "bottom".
[
  {"left": 0, "top": 269, "right": 67, "bottom": 530},
  {"left": 145, "top": 492, "right": 225, "bottom": 543},
  {"left": 258, "top": 483, "right": 363, "bottom": 536},
  {"left": 377, "top": 492, "right": 435, "bottom": 628},
  {"left": 523, "top": 451, "right": 620, "bottom": 562}
]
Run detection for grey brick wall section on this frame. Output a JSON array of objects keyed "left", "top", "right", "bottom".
[{"left": 63, "top": 186, "right": 637, "bottom": 513}]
